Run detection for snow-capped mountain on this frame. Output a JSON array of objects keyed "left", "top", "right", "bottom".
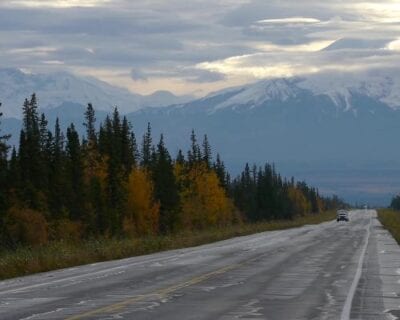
[
  {"left": 126, "top": 71, "right": 400, "bottom": 205},
  {"left": 128, "top": 70, "right": 400, "bottom": 166},
  {"left": 186, "top": 71, "right": 400, "bottom": 114},
  {"left": 0, "top": 68, "right": 193, "bottom": 118}
]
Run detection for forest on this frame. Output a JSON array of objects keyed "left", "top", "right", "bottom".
[
  {"left": 391, "top": 195, "right": 400, "bottom": 210},
  {"left": 0, "top": 94, "right": 345, "bottom": 249}
]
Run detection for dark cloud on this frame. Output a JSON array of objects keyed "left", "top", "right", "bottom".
[{"left": 0, "top": 0, "right": 399, "bottom": 93}]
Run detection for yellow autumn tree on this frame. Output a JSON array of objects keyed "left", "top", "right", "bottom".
[
  {"left": 287, "top": 187, "right": 311, "bottom": 216},
  {"left": 316, "top": 197, "right": 325, "bottom": 213},
  {"left": 177, "top": 163, "right": 239, "bottom": 230},
  {"left": 123, "top": 168, "right": 160, "bottom": 236},
  {"left": 5, "top": 206, "right": 49, "bottom": 246}
]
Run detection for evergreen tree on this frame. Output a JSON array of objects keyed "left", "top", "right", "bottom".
[
  {"left": 83, "top": 103, "right": 97, "bottom": 147},
  {"left": 0, "top": 102, "right": 10, "bottom": 237},
  {"left": 83, "top": 104, "right": 100, "bottom": 182},
  {"left": 39, "top": 113, "right": 49, "bottom": 152},
  {"left": 0, "top": 102, "right": 10, "bottom": 174},
  {"left": 111, "top": 107, "right": 122, "bottom": 159},
  {"left": 213, "top": 153, "right": 227, "bottom": 189},
  {"left": 38, "top": 113, "right": 51, "bottom": 204},
  {"left": 47, "top": 118, "right": 66, "bottom": 218},
  {"left": 121, "top": 116, "right": 137, "bottom": 174},
  {"left": 176, "top": 149, "right": 185, "bottom": 165},
  {"left": 152, "top": 134, "right": 180, "bottom": 233},
  {"left": 65, "top": 123, "right": 85, "bottom": 221},
  {"left": 18, "top": 94, "right": 45, "bottom": 209},
  {"left": 106, "top": 109, "right": 125, "bottom": 234},
  {"left": 98, "top": 115, "right": 112, "bottom": 155},
  {"left": 188, "top": 130, "right": 201, "bottom": 165},
  {"left": 202, "top": 134, "right": 212, "bottom": 168},
  {"left": 141, "top": 122, "right": 152, "bottom": 167},
  {"left": 88, "top": 176, "right": 107, "bottom": 235},
  {"left": 391, "top": 195, "right": 400, "bottom": 210}
]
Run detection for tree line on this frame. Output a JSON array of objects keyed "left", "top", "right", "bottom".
[
  {"left": 0, "top": 94, "right": 346, "bottom": 248},
  {"left": 391, "top": 195, "right": 400, "bottom": 210}
]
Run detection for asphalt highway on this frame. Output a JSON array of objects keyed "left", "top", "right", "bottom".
[{"left": 0, "top": 210, "right": 399, "bottom": 319}]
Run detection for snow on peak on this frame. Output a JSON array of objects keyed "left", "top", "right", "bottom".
[
  {"left": 199, "top": 71, "right": 400, "bottom": 113},
  {"left": 211, "top": 77, "right": 302, "bottom": 111},
  {"left": 298, "top": 72, "right": 400, "bottom": 110}
]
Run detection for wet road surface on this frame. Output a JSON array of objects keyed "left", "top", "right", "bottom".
[{"left": 0, "top": 210, "right": 399, "bottom": 320}]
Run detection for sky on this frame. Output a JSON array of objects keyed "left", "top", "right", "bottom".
[{"left": 1, "top": 0, "right": 400, "bottom": 96}]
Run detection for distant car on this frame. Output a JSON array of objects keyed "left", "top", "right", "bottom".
[{"left": 337, "top": 210, "right": 349, "bottom": 222}]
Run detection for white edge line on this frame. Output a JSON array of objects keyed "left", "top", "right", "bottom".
[{"left": 340, "top": 211, "right": 372, "bottom": 320}]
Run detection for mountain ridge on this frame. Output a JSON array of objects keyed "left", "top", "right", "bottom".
[
  {"left": 170, "top": 72, "right": 400, "bottom": 115},
  {"left": 0, "top": 68, "right": 193, "bottom": 118}
]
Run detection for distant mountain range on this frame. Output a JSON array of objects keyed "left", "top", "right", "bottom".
[
  {"left": 0, "top": 68, "right": 193, "bottom": 118},
  {"left": 128, "top": 72, "right": 400, "bottom": 163},
  {"left": 2, "top": 68, "right": 400, "bottom": 205}
]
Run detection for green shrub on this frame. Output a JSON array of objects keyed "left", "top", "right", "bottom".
[{"left": 378, "top": 209, "right": 400, "bottom": 244}]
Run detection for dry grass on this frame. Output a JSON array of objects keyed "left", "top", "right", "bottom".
[
  {"left": 0, "top": 210, "right": 336, "bottom": 280},
  {"left": 378, "top": 209, "right": 400, "bottom": 244}
]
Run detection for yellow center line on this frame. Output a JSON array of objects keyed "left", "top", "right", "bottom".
[{"left": 65, "top": 264, "right": 240, "bottom": 320}]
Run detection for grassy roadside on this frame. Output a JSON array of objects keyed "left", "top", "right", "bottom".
[
  {"left": 0, "top": 210, "right": 336, "bottom": 280},
  {"left": 377, "top": 209, "right": 400, "bottom": 244}
]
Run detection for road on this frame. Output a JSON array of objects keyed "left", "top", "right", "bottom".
[{"left": 0, "top": 210, "right": 399, "bottom": 320}]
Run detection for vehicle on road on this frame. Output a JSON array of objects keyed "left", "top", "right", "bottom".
[{"left": 337, "top": 209, "right": 349, "bottom": 222}]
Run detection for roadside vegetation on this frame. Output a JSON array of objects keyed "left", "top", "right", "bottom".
[
  {"left": 0, "top": 94, "right": 345, "bottom": 279},
  {"left": 0, "top": 210, "right": 336, "bottom": 280},
  {"left": 378, "top": 209, "right": 400, "bottom": 244}
]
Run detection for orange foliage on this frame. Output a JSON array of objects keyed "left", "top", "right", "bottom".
[
  {"left": 123, "top": 168, "right": 160, "bottom": 236},
  {"left": 288, "top": 187, "right": 311, "bottom": 216},
  {"left": 5, "top": 206, "right": 49, "bottom": 246},
  {"left": 49, "top": 219, "right": 83, "bottom": 242},
  {"left": 316, "top": 197, "right": 325, "bottom": 213},
  {"left": 177, "top": 163, "right": 238, "bottom": 230}
]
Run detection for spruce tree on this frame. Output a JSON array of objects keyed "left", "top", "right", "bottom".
[
  {"left": 47, "top": 118, "right": 66, "bottom": 218},
  {"left": 391, "top": 195, "right": 400, "bottom": 210},
  {"left": 188, "top": 129, "right": 201, "bottom": 165},
  {"left": 0, "top": 102, "right": 10, "bottom": 171},
  {"left": 106, "top": 109, "right": 125, "bottom": 234},
  {"left": 152, "top": 134, "right": 180, "bottom": 233},
  {"left": 0, "top": 102, "right": 10, "bottom": 233},
  {"left": 176, "top": 149, "right": 185, "bottom": 165},
  {"left": 202, "top": 134, "right": 212, "bottom": 168},
  {"left": 83, "top": 104, "right": 100, "bottom": 182},
  {"left": 39, "top": 113, "right": 49, "bottom": 152},
  {"left": 38, "top": 113, "right": 51, "bottom": 204},
  {"left": 83, "top": 103, "right": 97, "bottom": 147},
  {"left": 121, "top": 116, "right": 136, "bottom": 174},
  {"left": 141, "top": 122, "right": 152, "bottom": 167},
  {"left": 18, "top": 94, "right": 45, "bottom": 209},
  {"left": 213, "top": 153, "right": 227, "bottom": 189},
  {"left": 65, "top": 123, "right": 85, "bottom": 221}
]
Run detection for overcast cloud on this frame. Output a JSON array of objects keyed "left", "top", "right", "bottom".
[{"left": 1, "top": 0, "right": 400, "bottom": 96}]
